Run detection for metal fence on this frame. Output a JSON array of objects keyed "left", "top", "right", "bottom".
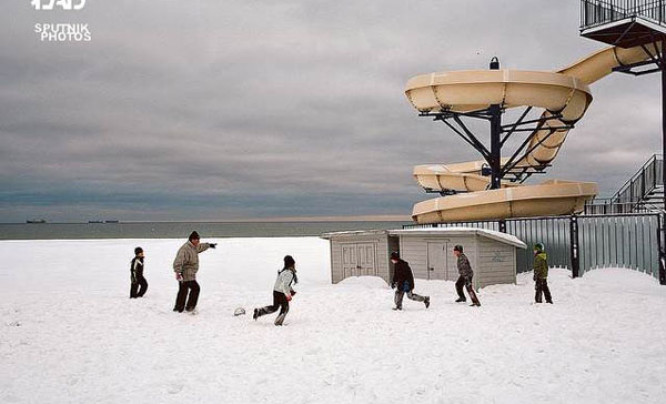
[
  {"left": 404, "top": 213, "right": 666, "bottom": 282},
  {"left": 581, "top": 0, "right": 666, "bottom": 28}
]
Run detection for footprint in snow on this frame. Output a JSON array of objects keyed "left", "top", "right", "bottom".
[{"left": 168, "top": 383, "right": 184, "bottom": 394}]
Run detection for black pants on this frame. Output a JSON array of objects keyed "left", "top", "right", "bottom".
[
  {"left": 130, "top": 275, "right": 148, "bottom": 298},
  {"left": 535, "top": 279, "right": 553, "bottom": 303},
  {"left": 174, "top": 280, "right": 200, "bottom": 312},
  {"left": 256, "top": 291, "right": 290, "bottom": 325},
  {"left": 455, "top": 275, "right": 480, "bottom": 305}
]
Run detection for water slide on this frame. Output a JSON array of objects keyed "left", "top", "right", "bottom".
[{"left": 405, "top": 44, "right": 658, "bottom": 224}]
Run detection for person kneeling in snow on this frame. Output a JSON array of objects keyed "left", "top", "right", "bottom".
[
  {"left": 390, "top": 252, "right": 430, "bottom": 311},
  {"left": 533, "top": 243, "right": 553, "bottom": 304},
  {"left": 253, "top": 255, "right": 298, "bottom": 326}
]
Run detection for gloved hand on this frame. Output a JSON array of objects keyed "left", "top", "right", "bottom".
[
  {"left": 285, "top": 293, "right": 292, "bottom": 302},
  {"left": 209, "top": 243, "right": 217, "bottom": 249},
  {"left": 175, "top": 272, "right": 183, "bottom": 282},
  {"left": 291, "top": 290, "right": 297, "bottom": 296},
  {"left": 391, "top": 282, "right": 396, "bottom": 289}
]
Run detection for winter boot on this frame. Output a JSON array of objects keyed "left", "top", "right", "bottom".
[
  {"left": 253, "top": 308, "right": 259, "bottom": 320},
  {"left": 274, "top": 312, "right": 286, "bottom": 326},
  {"left": 455, "top": 297, "right": 466, "bottom": 303},
  {"left": 470, "top": 302, "right": 481, "bottom": 307},
  {"left": 392, "top": 306, "right": 402, "bottom": 311},
  {"left": 424, "top": 296, "right": 430, "bottom": 309}
]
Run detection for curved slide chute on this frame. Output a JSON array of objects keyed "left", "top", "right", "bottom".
[{"left": 405, "top": 44, "right": 658, "bottom": 224}]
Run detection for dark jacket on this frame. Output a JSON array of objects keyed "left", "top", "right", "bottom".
[
  {"left": 456, "top": 253, "right": 473, "bottom": 278},
  {"left": 534, "top": 252, "right": 548, "bottom": 280},
  {"left": 130, "top": 256, "right": 144, "bottom": 283},
  {"left": 392, "top": 259, "right": 415, "bottom": 292}
]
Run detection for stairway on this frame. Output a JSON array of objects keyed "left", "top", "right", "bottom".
[{"left": 585, "top": 154, "right": 664, "bottom": 214}]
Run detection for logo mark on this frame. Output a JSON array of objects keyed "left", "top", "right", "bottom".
[{"left": 31, "top": 0, "right": 86, "bottom": 11}]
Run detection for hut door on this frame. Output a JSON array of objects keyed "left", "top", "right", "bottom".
[
  {"left": 427, "top": 242, "right": 447, "bottom": 280},
  {"left": 342, "top": 243, "right": 375, "bottom": 278},
  {"left": 342, "top": 245, "right": 357, "bottom": 278},
  {"left": 446, "top": 246, "right": 458, "bottom": 281},
  {"left": 356, "top": 243, "right": 376, "bottom": 276}
]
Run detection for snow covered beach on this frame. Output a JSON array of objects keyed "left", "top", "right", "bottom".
[{"left": 2, "top": 237, "right": 666, "bottom": 403}]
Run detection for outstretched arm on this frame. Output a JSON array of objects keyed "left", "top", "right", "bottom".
[{"left": 197, "top": 243, "right": 216, "bottom": 253}]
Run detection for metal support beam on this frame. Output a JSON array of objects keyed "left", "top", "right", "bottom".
[
  {"left": 500, "top": 106, "right": 532, "bottom": 146},
  {"left": 570, "top": 215, "right": 580, "bottom": 278},
  {"left": 658, "top": 212, "right": 666, "bottom": 284},
  {"left": 661, "top": 40, "right": 666, "bottom": 284},
  {"left": 662, "top": 39, "right": 666, "bottom": 213},
  {"left": 489, "top": 57, "right": 502, "bottom": 190}
]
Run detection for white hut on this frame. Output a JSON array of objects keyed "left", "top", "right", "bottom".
[{"left": 321, "top": 228, "right": 526, "bottom": 289}]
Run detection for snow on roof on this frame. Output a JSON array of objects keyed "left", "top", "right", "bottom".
[
  {"left": 320, "top": 227, "right": 526, "bottom": 249},
  {"left": 389, "top": 227, "right": 526, "bottom": 249},
  {"left": 319, "top": 229, "right": 388, "bottom": 239}
]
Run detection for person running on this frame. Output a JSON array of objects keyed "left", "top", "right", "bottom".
[
  {"left": 253, "top": 255, "right": 298, "bottom": 326},
  {"left": 533, "top": 242, "right": 553, "bottom": 304},
  {"left": 172, "top": 231, "right": 216, "bottom": 314},
  {"left": 390, "top": 252, "right": 430, "bottom": 311},
  {"left": 129, "top": 246, "right": 148, "bottom": 298},
  {"left": 453, "top": 245, "right": 481, "bottom": 306}
]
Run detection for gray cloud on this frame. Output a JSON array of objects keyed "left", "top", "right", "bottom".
[{"left": 1, "top": 0, "right": 662, "bottom": 222}]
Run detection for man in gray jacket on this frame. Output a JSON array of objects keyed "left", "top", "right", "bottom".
[{"left": 172, "top": 231, "right": 216, "bottom": 313}]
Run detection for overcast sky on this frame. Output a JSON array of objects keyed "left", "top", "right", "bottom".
[{"left": 0, "top": 1, "right": 663, "bottom": 222}]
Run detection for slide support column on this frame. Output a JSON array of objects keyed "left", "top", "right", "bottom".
[{"left": 489, "top": 57, "right": 502, "bottom": 190}]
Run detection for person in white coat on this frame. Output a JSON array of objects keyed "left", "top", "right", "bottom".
[{"left": 253, "top": 255, "right": 298, "bottom": 326}]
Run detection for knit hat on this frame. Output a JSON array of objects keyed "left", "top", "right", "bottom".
[
  {"left": 453, "top": 245, "right": 463, "bottom": 253},
  {"left": 534, "top": 242, "right": 544, "bottom": 252},
  {"left": 134, "top": 246, "right": 143, "bottom": 255},
  {"left": 188, "top": 231, "right": 200, "bottom": 241},
  {"left": 283, "top": 255, "right": 295, "bottom": 268},
  {"left": 390, "top": 251, "right": 400, "bottom": 260}
]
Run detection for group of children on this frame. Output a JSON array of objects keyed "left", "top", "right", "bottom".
[
  {"left": 128, "top": 233, "right": 553, "bottom": 326},
  {"left": 388, "top": 242, "right": 553, "bottom": 310}
]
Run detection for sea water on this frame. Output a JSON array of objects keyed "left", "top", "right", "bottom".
[{"left": 0, "top": 221, "right": 411, "bottom": 240}]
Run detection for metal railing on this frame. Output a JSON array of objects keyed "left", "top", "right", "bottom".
[
  {"left": 585, "top": 154, "right": 663, "bottom": 214},
  {"left": 581, "top": 0, "right": 666, "bottom": 29},
  {"left": 404, "top": 213, "right": 666, "bottom": 283},
  {"left": 612, "top": 154, "right": 662, "bottom": 204}
]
